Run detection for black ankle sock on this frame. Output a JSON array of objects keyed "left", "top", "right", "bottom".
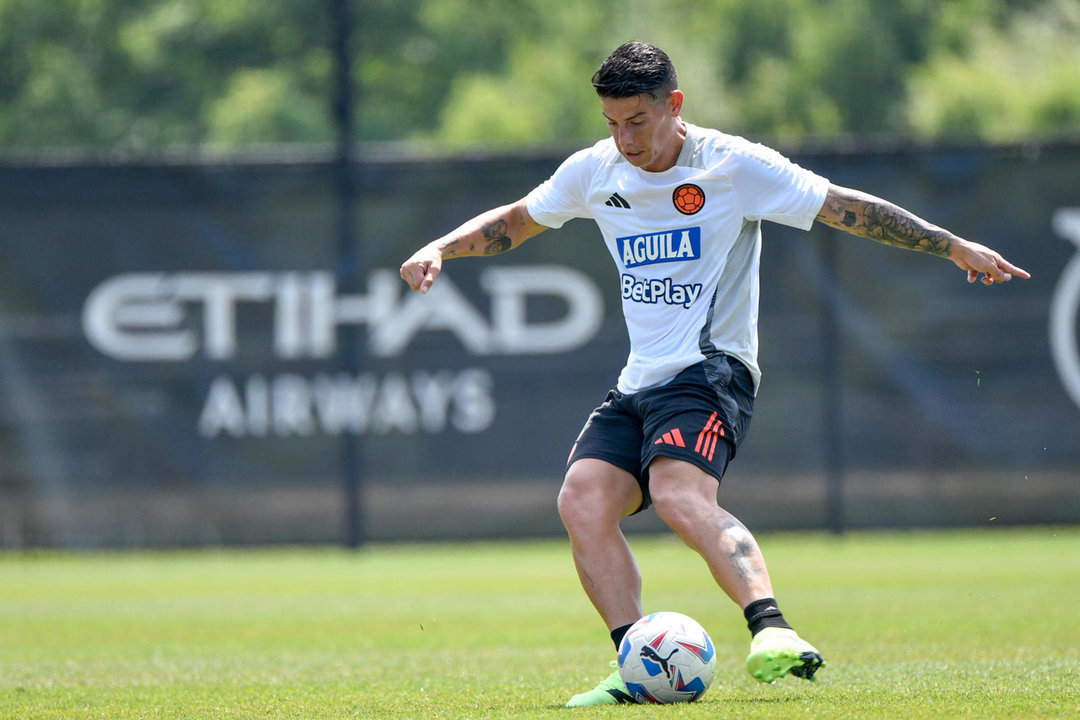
[
  {"left": 610, "top": 623, "right": 635, "bottom": 650},
  {"left": 743, "top": 597, "right": 792, "bottom": 636}
]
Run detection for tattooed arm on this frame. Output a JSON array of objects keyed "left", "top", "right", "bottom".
[
  {"left": 816, "top": 184, "right": 1030, "bottom": 285},
  {"left": 400, "top": 198, "right": 547, "bottom": 293}
]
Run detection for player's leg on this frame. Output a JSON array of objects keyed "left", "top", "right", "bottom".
[
  {"left": 558, "top": 457, "right": 645, "bottom": 631},
  {"left": 558, "top": 457, "right": 643, "bottom": 706},
  {"left": 648, "top": 456, "right": 772, "bottom": 605},
  {"left": 647, "top": 456, "right": 825, "bottom": 683}
]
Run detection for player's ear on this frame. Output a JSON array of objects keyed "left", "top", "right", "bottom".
[{"left": 667, "top": 90, "right": 684, "bottom": 116}]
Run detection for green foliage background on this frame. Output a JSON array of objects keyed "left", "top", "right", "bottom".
[{"left": 1, "top": 0, "right": 1079, "bottom": 151}]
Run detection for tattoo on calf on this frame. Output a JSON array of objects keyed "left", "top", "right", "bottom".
[
  {"left": 723, "top": 520, "right": 762, "bottom": 581},
  {"left": 482, "top": 219, "right": 512, "bottom": 255}
]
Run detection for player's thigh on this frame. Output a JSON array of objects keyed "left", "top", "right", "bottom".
[
  {"left": 563, "top": 388, "right": 647, "bottom": 519},
  {"left": 648, "top": 456, "right": 721, "bottom": 503}
]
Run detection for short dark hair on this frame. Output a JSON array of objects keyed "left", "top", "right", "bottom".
[{"left": 591, "top": 42, "right": 679, "bottom": 101}]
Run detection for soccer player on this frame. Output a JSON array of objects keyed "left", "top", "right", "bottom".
[{"left": 399, "top": 42, "right": 1029, "bottom": 705}]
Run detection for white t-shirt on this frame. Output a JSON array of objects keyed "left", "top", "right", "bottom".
[{"left": 526, "top": 122, "right": 829, "bottom": 395}]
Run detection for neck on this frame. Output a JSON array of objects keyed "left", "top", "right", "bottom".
[{"left": 646, "top": 120, "right": 687, "bottom": 172}]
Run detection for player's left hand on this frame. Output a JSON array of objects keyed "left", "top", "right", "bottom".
[{"left": 950, "top": 238, "right": 1031, "bottom": 285}]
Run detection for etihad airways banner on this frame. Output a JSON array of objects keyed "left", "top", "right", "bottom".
[{"left": 0, "top": 142, "right": 1078, "bottom": 546}]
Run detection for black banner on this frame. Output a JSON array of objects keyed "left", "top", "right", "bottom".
[{"left": 1, "top": 141, "right": 1077, "bottom": 546}]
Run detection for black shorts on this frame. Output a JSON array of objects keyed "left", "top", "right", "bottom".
[{"left": 566, "top": 354, "right": 755, "bottom": 513}]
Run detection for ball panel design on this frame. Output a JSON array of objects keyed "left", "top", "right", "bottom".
[{"left": 617, "top": 611, "right": 717, "bottom": 704}]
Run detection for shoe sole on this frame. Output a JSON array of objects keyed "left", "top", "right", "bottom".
[{"left": 746, "top": 649, "right": 825, "bottom": 683}]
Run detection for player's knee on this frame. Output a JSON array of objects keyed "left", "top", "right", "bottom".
[
  {"left": 558, "top": 462, "right": 636, "bottom": 530},
  {"left": 648, "top": 460, "right": 720, "bottom": 535},
  {"left": 650, "top": 484, "right": 698, "bottom": 534},
  {"left": 650, "top": 472, "right": 718, "bottom": 536},
  {"left": 557, "top": 468, "right": 594, "bottom": 529}
]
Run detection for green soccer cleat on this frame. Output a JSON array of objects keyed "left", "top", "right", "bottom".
[
  {"left": 745, "top": 627, "right": 826, "bottom": 683},
  {"left": 565, "top": 661, "right": 636, "bottom": 707}
]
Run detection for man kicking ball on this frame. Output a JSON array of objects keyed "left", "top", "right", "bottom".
[{"left": 399, "top": 41, "right": 1029, "bottom": 705}]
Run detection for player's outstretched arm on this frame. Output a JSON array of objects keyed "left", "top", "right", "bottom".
[
  {"left": 815, "top": 184, "right": 1030, "bottom": 285},
  {"left": 399, "top": 198, "right": 547, "bottom": 293}
]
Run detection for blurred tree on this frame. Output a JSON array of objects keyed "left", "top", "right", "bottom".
[
  {"left": 0, "top": 0, "right": 332, "bottom": 149},
  {"left": 906, "top": 0, "right": 1080, "bottom": 141},
  {"left": 0, "top": 0, "right": 1076, "bottom": 151}
]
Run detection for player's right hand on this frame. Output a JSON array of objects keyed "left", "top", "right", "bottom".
[{"left": 399, "top": 244, "right": 443, "bottom": 293}]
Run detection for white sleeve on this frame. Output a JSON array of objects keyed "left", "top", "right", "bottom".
[
  {"left": 525, "top": 148, "right": 595, "bottom": 229},
  {"left": 729, "top": 143, "right": 830, "bottom": 230}
]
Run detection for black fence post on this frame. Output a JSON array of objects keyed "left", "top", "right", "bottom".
[{"left": 331, "top": 0, "right": 363, "bottom": 549}]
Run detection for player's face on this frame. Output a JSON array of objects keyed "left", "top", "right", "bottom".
[{"left": 601, "top": 91, "right": 685, "bottom": 172}]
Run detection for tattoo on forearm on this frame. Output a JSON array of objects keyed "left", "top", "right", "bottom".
[
  {"left": 825, "top": 189, "right": 952, "bottom": 258},
  {"left": 438, "top": 235, "right": 482, "bottom": 258},
  {"left": 862, "top": 202, "right": 951, "bottom": 257},
  {"left": 481, "top": 219, "right": 512, "bottom": 255},
  {"left": 439, "top": 238, "right": 462, "bottom": 257}
]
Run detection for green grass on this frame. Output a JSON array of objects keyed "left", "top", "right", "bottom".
[{"left": 1, "top": 528, "right": 1078, "bottom": 719}]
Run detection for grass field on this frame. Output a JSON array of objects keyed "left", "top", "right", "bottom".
[{"left": 1, "top": 528, "right": 1078, "bottom": 719}]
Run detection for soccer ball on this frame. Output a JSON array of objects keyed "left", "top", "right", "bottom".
[{"left": 617, "top": 611, "right": 717, "bottom": 703}]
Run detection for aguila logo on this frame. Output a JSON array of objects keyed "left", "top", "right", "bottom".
[{"left": 673, "top": 184, "right": 705, "bottom": 215}]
